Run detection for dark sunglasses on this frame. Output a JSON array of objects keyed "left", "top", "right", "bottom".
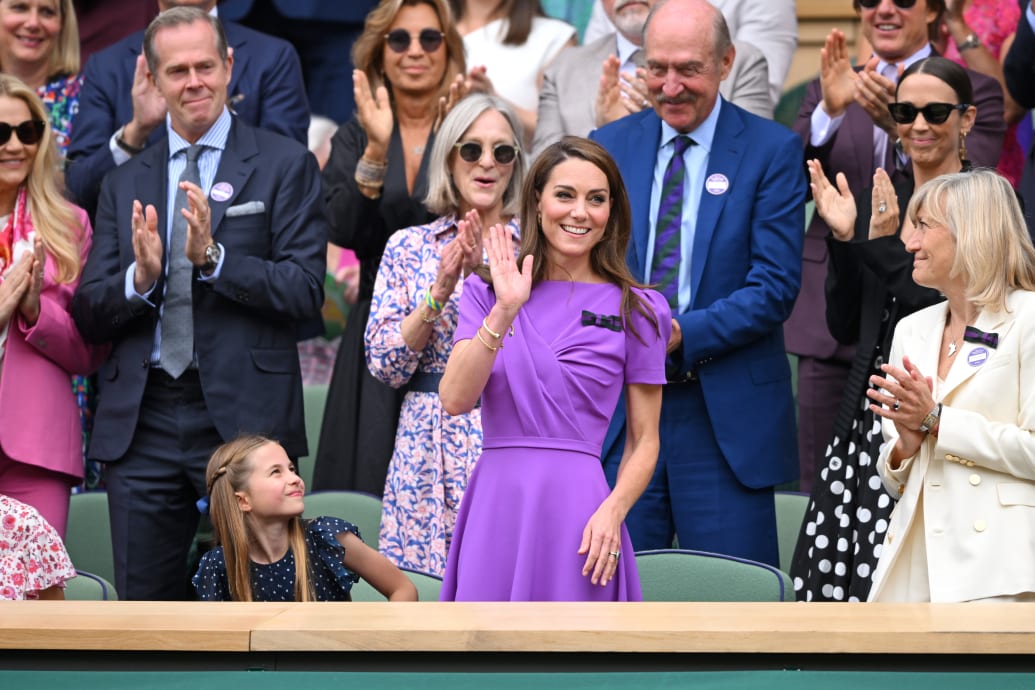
[
  {"left": 858, "top": 0, "right": 917, "bottom": 8},
  {"left": 888, "top": 102, "right": 969, "bottom": 124},
  {"left": 0, "top": 119, "right": 45, "bottom": 146},
  {"left": 384, "top": 28, "right": 445, "bottom": 54},
  {"left": 454, "top": 141, "right": 519, "bottom": 165}
]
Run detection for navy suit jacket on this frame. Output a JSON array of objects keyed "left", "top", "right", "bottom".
[
  {"left": 72, "top": 118, "right": 327, "bottom": 461},
  {"left": 218, "top": 0, "right": 377, "bottom": 21},
  {"left": 591, "top": 101, "right": 805, "bottom": 488},
  {"left": 1004, "top": 5, "right": 1035, "bottom": 238},
  {"left": 66, "top": 20, "right": 309, "bottom": 220}
]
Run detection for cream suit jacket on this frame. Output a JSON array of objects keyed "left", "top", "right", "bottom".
[{"left": 869, "top": 290, "right": 1035, "bottom": 602}]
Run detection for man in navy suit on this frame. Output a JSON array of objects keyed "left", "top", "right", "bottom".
[
  {"left": 1005, "top": 0, "right": 1035, "bottom": 239},
  {"left": 591, "top": 0, "right": 805, "bottom": 566},
  {"left": 72, "top": 7, "right": 327, "bottom": 600},
  {"left": 66, "top": 0, "right": 309, "bottom": 220}
]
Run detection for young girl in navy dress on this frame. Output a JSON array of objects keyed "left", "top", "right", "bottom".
[{"left": 193, "top": 435, "right": 416, "bottom": 601}]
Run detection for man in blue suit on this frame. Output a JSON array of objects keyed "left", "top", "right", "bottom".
[
  {"left": 66, "top": 0, "right": 309, "bottom": 220},
  {"left": 591, "top": 0, "right": 805, "bottom": 566},
  {"left": 72, "top": 7, "right": 327, "bottom": 600}
]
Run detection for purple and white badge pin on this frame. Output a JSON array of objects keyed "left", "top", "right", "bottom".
[
  {"left": 210, "top": 182, "right": 233, "bottom": 203},
  {"left": 705, "top": 173, "right": 729, "bottom": 195},
  {"left": 967, "top": 347, "right": 988, "bottom": 367}
]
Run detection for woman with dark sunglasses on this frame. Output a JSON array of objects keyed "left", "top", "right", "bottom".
[
  {"left": 365, "top": 94, "right": 525, "bottom": 576},
  {"left": 792, "top": 56, "right": 975, "bottom": 603},
  {"left": 315, "top": 0, "right": 467, "bottom": 496},
  {"left": 0, "top": 75, "right": 105, "bottom": 539}
]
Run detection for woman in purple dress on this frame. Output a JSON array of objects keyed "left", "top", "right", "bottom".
[{"left": 439, "top": 136, "right": 669, "bottom": 601}]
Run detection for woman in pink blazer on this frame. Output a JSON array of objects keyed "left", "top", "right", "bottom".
[{"left": 0, "top": 75, "right": 105, "bottom": 539}]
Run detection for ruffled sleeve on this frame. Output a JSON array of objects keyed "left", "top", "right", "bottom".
[
  {"left": 0, "top": 496, "right": 75, "bottom": 600},
  {"left": 192, "top": 547, "right": 232, "bottom": 601},
  {"left": 624, "top": 288, "right": 671, "bottom": 385},
  {"left": 306, "top": 516, "right": 361, "bottom": 597}
]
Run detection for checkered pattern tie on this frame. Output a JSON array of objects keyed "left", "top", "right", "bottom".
[
  {"left": 159, "top": 144, "right": 203, "bottom": 378},
  {"left": 651, "top": 135, "right": 694, "bottom": 310}
]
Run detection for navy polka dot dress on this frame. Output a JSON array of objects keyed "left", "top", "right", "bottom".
[{"left": 193, "top": 516, "right": 361, "bottom": 601}]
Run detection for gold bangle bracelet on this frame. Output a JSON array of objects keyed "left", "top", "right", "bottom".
[
  {"left": 481, "top": 317, "right": 514, "bottom": 340},
  {"left": 475, "top": 328, "right": 499, "bottom": 352},
  {"left": 420, "top": 305, "right": 438, "bottom": 324}
]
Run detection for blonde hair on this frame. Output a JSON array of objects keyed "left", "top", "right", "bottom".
[
  {"left": 0, "top": 0, "right": 80, "bottom": 76},
  {"left": 907, "top": 169, "right": 1035, "bottom": 311},
  {"left": 0, "top": 75, "right": 81, "bottom": 282},
  {"left": 351, "top": 0, "right": 466, "bottom": 100},
  {"left": 205, "top": 435, "right": 314, "bottom": 602}
]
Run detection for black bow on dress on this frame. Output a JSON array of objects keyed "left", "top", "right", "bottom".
[
  {"left": 581, "top": 310, "right": 623, "bottom": 332},
  {"left": 963, "top": 326, "right": 998, "bottom": 348}
]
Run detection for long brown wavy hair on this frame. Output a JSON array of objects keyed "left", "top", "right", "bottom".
[{"left": 480, "top": 136, "right": 660, "bottom": 343}]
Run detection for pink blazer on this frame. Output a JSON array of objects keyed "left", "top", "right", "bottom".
[{"left": 0, "top": 206, "right": 108, "bottom": 480}]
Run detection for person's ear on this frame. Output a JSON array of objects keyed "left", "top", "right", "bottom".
[{"left": 235, "top": 491, "right": 251, "bottom": 512}]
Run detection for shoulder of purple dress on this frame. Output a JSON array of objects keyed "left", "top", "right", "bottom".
[{"left": 628, "top": 287, "right": 672, "bottom": 342}]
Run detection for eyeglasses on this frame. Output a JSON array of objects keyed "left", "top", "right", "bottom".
[
  {"left": 0, "top": 119, "right": 45, "bottom": 146},
  {"left": 857, "top": 0, "right": 917, "bottom": 9},
  {"left": 887, "top": 102, "right": 969, "bottom": 124},
  {"left": 384, "top": 28, "right": 445, "bottom": 54},
  {"left": 454, "top": 141, "right": 519, "bottom": 165}
]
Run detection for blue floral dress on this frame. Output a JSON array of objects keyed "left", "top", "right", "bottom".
[
  {"left": 192, "top": 517, "right": 360, "bottom": 601},
  {"left": 365, "top": 215, "right": 520, "bottom": 575}
]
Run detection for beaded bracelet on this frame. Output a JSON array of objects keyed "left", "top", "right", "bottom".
[
  {"left": 475, "top": 328, "right": 499, "bottom": 352},
  {"left": 481, "top": 317, "right": 514, "bottom": 340}
]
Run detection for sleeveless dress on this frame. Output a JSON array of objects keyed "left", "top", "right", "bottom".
[
  {"left": 192, "top": 517, "right": 360, "bottom": 601},
  {"left": 440, "top": 276, "right": 670, "bottom": 601}
]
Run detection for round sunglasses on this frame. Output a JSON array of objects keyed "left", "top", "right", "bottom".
[
  {"left": 384, "top": 28, "right": 445, "bottom": 54},
  {"left": 887, "top": 102, "right": 970, "bottom": 125},
  {"left": 454, "top": 141, "right": 519, "bottom": 165},
  {"left": 858, "top": 0, "right": 916, "bottom": 8},
  {"left": 0, "top": 119, "right": 46, "bottom": 146}
]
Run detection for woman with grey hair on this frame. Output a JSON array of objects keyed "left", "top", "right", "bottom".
[{"left": 365, "top": 93, "right": 525, "bottom": 575}]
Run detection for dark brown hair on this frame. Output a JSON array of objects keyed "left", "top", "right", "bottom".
[{"left": 448, "top": 0, "right": 544, "bottom": 46}]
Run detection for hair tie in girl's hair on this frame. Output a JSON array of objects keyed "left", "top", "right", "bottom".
[{"left": 196, "top": 496, "right": 210, "bottom": 515}]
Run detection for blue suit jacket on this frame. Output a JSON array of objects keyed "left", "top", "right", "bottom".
[
  {"left": 66, "top": 20, "right": 309, "bottom": 219},
  {"left": 218, "top": 0, "right": 377, "bottom": 21},
  {"left": 72, "top": 118, "right": 327, "bottom": 461},
  {"left": 591, "top": 102, "right": 805, "bottom": 488}
]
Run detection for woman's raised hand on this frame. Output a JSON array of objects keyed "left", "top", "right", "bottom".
[
  {"left": 869, "top": 168, "right": 900, "bottom": 240},
  {"left": 353, "top": 69, "right": 393, "bottom": 156},
  {"left": 430, "top": 231, "right": 465, "bottom": 305},
  {"left": 808, "top": 158, "right": 857, "bottom": 241},
  {"left": 17, "top": 237, "right": 45, "bottom": 326},
  {"left": 486, "top": 223, "right": 531, "bottom": 313},
  {"left": 457, "top": 209, "right": 485, "bottom": 276}
]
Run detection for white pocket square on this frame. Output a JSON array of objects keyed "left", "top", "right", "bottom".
[{"left": 225, "top": 201, "right": 265, "bottom": 217}]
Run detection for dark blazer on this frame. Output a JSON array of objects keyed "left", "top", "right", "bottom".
[
  {"left": 217, "top": 0, "right": 377, "bottom": 21},
  {"left": 591, "top": 101, "right": 805, "bottom": 488},
  {"left": 72, "top": 118, "right": 327, "bottom": 461},
  {"left": 66, "top": 20, "right": 309, "bottom": 219},
  {"left": 785, "top": 57, "right": 1005, "bottom": 360},
  {"left": 1004, "top": 4, "right": 1035, "bottom": 239}
]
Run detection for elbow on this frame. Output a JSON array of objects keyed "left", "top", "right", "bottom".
[{"left": 439, "top": 394, "right": 471, "bottom": 417}]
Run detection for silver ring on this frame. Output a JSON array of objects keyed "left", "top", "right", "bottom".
[
  {"left": 608, "top": 550, "right": 621, "bottom": 560},
  {"left": 878, "top": 201, "right": 887, "bottom": 214},
  {"left": 893, "top": 401, "right": 901, "bottom": 411}
]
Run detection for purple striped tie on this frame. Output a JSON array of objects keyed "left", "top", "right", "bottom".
[{"left": 651, "top": 135, "right": 694, "bottom": 309}]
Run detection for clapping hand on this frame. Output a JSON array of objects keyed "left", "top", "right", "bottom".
[
  {"left": 855, "top": 56, "right": 898, "bottom": 135},
  {"left": 868, "top": 355, "right": 935, "bottom": 461},
  {"left": 17, "top": 237, "right": 46, "bottom": 325},
  {"left": 485, "top": 223, "right": 531, "bottom": 314},
  {"left": 819, "top": 29, "right": 856, "bottom": 118},
  {"left": 807, "top": 159, "right": 857, "bottom": 241},
  {"left": 353, "top": 69, "right": 393, "bottom": 156},
  {"left": 131, "top": 199, "right": 163, "bottom": 294},
  {"left": 0, "top": 250, "right": 32, "bottom": 328},
  {"left": 457, "top": 209, "right": 485, "bottom": 276},
  {"left": 436, "top": 73, "right": 470, "bottom": 132},
  {"left": 869, "top": 168, "right": 900, "bottom": 240}
]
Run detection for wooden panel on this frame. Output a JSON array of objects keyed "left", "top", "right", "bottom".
[
  {"left": 251, "top": 602, "right": 1035, "bottom": 654},
  {"left": 0, "top": 601, "right": 289, "bottom": 652}
]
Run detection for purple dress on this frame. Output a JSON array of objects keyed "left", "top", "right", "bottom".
[{"left": 440, "top": 275, "right": 670, "bottom": 601}]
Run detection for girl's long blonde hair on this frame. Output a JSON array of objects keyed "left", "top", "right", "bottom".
[{"left": 205, "top": 435, "right": 314, "bottom": 602}]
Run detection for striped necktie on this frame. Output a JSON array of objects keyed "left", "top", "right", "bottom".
[{"left": 651, "top": 135, "right": 694, "bottom": 310}]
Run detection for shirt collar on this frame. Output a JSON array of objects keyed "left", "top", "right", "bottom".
[
  {"left": 659, "top": 97, "right": 721, "bottom": 154},
  {"left": 876, "top": 43, "right": 933, "bottom": 81},
  {"left": 167, "top": 106, "right": 232, "bottom": 159},
  {"left": 615, "top": 32, "right": 640, "bottom": 66}
]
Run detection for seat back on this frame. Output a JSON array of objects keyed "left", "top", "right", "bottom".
[
  {"left": 303, "top": 490, "right": 382, "bottom": 549},
  {"left": 63, "top": 570, "right": 118, "bottom": 601},
  {"left": 774, "top": 491, "right": 810, "bottom": 574},
  {"left": 65, "top": 492, "right": 116, "bottom": 593},
  {"left": 298, "top": 383, "right": 329, "bottom": 489},
  {"left": 349, "top": 566, "right": 443, "bottom": 602},
  {"left": 635, "top": 549, "right": 792, "bottom": 601}
]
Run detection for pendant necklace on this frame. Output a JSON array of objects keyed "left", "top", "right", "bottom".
[{"left": 946, "top": 319, "right": 963, "bottom": 357}]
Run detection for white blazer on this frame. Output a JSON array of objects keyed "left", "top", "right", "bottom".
[{"left": 869, "top": 290, "right": 1035, "bottom": 602}]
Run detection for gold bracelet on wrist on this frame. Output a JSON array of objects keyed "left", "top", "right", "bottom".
[
  {"left": 481, "top": 316, "right": 514, "bottom": 340},
  {"left": 420, "top": 305, "right": 439, "bottom": 324},
  {"left": 475, "top": 328, "right": 499, "bottom": 352}
]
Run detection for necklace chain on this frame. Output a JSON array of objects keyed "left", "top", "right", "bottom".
[{"left": 946, "top": 318, "right": 964, "bottom": 357}]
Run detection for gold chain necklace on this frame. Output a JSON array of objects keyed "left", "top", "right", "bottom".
[{"left": 946, "top": 319, "right": 964, "bottom": 357}]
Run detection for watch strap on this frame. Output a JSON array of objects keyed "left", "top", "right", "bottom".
[{"left": 920, "top": 403, "right": 942, "bottom": 433}]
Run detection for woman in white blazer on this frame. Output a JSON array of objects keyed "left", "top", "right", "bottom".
[{"left": 866, "top": 169, "right": 1035, "bottom": 602}]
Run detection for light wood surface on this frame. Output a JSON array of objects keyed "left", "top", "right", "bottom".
[{"left": 5, "top": 601, "right": 1034, "bottom": 655}]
